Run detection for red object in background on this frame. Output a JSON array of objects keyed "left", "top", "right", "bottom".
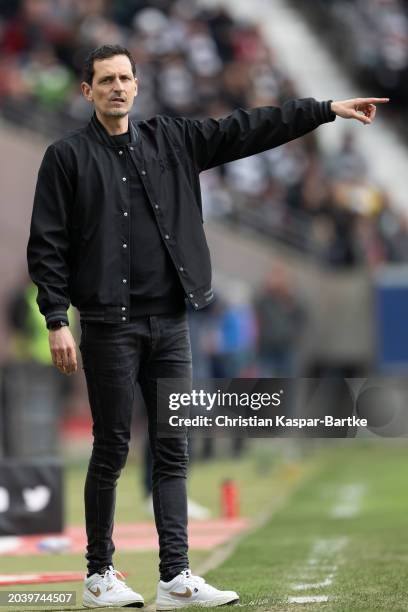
[
  {"left": 221, "top": 479, "right": 239, "bottom": 519},
  {"left": 61, "top": 415, "right": 92, "bottom": 440}
]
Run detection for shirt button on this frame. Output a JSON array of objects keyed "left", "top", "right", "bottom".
[
  {"left": 189, "top": 293, "right": 194, "bottom": 298},
  {"left": 122, "top": 306, "right": 126, "bottom": 311},
  {"left": 141, "top": 170, "right": 146, "bottom": 176},
  {"left": 119, "top": 150, "right": 123, "bottom": 155},
  {"left": 164, "top": 234, "right": 170, "bottom": 240},
  {"left": 194, "top": 303, "right": 199, "bottom": 308},
  {"left": 154, "top": 204, "right": 159, "bottom": 210},
  {"left": 130, "top": 146, "right": 134, "bottom": 151},
  {"left": 124, "top": 212, "right": 128, "bottom": 217},
  {"left": 122, "top": 278, "right": 127, "bottom": 284},
  {"left": 123, "top": 243, "right": 127, "bottom": 248},
  {"left": 121, "top": 316, "right": 126, "bottom": 321},
  {"left": 122, "top": 177, "right": 127, "bottom": 182},
  {"left": 179, "top": 266, "right": 184, "bottom": 272}
]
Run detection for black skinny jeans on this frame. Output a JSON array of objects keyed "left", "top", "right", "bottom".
[{"left": 79, "top": 311, "right": 191, "bottom": 580}]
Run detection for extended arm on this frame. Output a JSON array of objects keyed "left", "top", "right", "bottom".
[
  {"left": 184, "top": 96, "right": 389, "bottom": 172},
  {"left": 185, "top": 97, "right": 335, "bottom": 172}
]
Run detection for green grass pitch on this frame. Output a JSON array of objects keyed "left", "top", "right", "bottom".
[{"left": 2, "top": 441, "right": 408, "bottom": 611}]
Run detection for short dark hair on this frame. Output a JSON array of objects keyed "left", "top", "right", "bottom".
[{"left": 82, "top": 44, "right": 137, "bottom": 85}]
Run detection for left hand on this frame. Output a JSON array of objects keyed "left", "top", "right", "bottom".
[{"left": 331, "top": 97, "right": 389, "bottom": 125}]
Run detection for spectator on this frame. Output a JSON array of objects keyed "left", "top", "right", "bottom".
[{"left": 254, "top": 266, "right": 306, "bottom": 377}]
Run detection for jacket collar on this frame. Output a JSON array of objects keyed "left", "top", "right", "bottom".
[{"left": 88, "top": 112, "right": 139, "bottom": 147}]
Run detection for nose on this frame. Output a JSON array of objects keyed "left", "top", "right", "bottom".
[{"left": 112, "top": 76, "right": 124, "bottom": 90}]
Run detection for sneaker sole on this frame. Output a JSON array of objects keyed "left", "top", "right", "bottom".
[
  {"left": 83, "top": 597, "right": 144, "bottom": 608},
  {"left": 156, "top": 596, "right": 239, "bottom": 610}
]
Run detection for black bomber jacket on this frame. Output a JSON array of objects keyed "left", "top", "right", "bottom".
[{"left": 27, "top": 98, "right": 336, "bottom": 327}]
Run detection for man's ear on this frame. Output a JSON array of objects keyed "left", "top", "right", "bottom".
[
  {"left": 134, "top": 77, "right": 138, "bottom": 96},
  {"left": 81, "top": 81, "right": 93, "bottom": 102}
]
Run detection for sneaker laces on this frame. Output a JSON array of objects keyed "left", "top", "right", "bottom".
[
  {"left": 102, "top": 566, "right": 133, "bottom": 593},
  {"left": 179, "top": 569, "right": 206, "bottom": 588}
]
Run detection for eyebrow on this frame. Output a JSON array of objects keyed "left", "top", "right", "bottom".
[{"left": 96, "top": 73, "right": 133, "bottom": 83}]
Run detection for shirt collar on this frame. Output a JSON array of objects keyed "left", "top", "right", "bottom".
[{"left": 88, "top": 112, "right": 138, "bottom": 147}]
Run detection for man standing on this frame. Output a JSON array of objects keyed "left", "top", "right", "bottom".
[{"left": 27, "top": 44, "right": 387, "bottom": 609}]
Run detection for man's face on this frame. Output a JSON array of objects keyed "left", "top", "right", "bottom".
[{"left": 81, "top": 54, "right": 138, "bottom": 119}]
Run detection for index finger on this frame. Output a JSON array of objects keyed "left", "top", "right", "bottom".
[{"left": 357, "top": 97, "right": 389, "bottom": 104}]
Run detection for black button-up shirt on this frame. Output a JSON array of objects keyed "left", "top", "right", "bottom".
[{"left": 27, "top": 98, "right": 335, "bottom": 327}]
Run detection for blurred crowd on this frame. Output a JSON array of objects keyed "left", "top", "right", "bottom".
[
  {"left": 295, "top": 0, "right": 408, "bottom": 106},
  {"left": 189, "top": 266, "right": 306, "bottom": 380},
  {"left": 1, "top": 0, "right": 408, "bottom": 270}
]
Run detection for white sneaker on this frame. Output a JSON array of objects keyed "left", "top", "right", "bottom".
[
  {"left": 156, "top": 569, "right": 239, "bottom": 610},
  {"left": 83, "top": 565, "right": 144, "bottom": 608}
]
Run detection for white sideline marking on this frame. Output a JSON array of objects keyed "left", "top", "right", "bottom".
[
  {"left": 234, "top": 598, "right": 270, "bottom": 607},
  {"left": 305, "top": 563, "right": 338, "bottom": 570},
  {"left": 311, "top": 537, "right": 348, "bottom": 555},
  {"left": 289, "top": 595, "right": 329, "bottom": 604},
  {"left": 289, "top": 537, "right": 348, "bottom": 603},
  {"left": 292, "top": 576, "right": 333, "bottom": 590},
  {"left": 330, "top": 484, "right": 366, "bottom": 519}
]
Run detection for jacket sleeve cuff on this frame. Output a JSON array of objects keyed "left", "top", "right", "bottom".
[
  {"left": 45, "top": 309, "right": 69, "bottom": 329},
  {"left": 319, "top": 100, "right": 337, "bottom": 123}
]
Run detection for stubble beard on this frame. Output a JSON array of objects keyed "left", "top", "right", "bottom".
[{"left": 104, "top": 109, "right": 129, "bottom": 118}]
